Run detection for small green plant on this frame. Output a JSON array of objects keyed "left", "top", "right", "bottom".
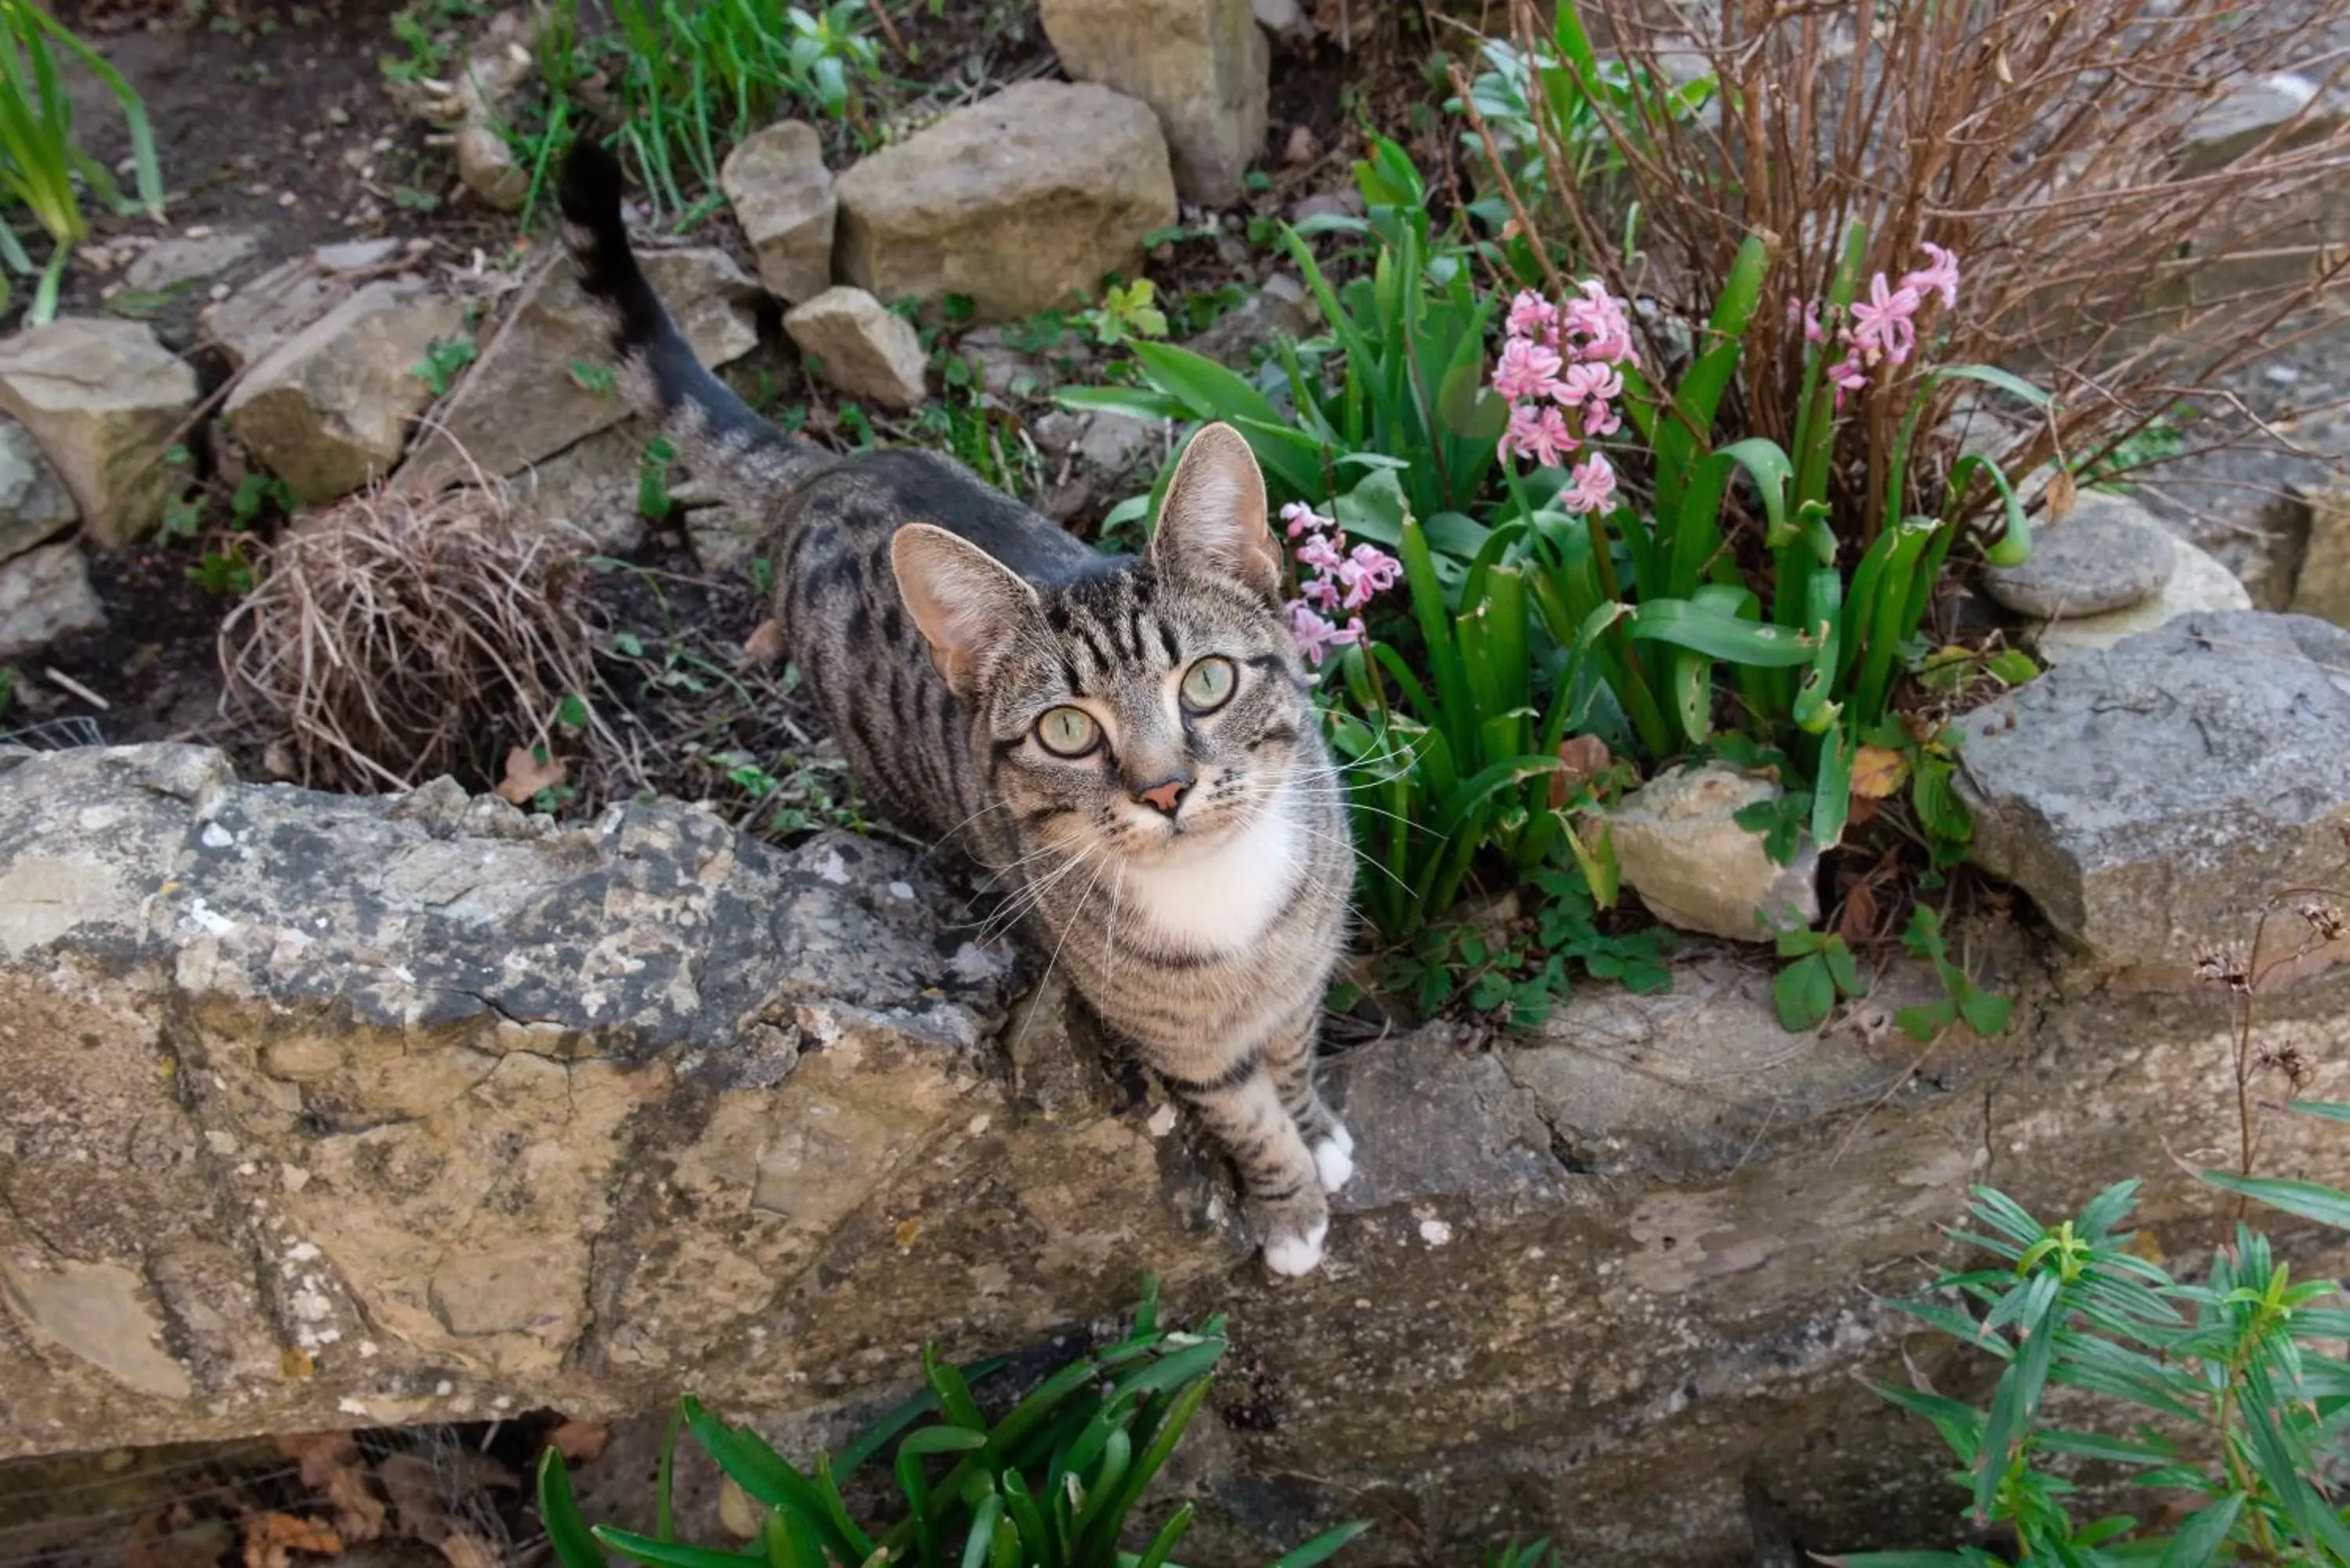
[
  {"left": 1854, "top": 1154, "right": 2350, "bottom": 1567},
  {"left": 638, "top": 435, "right": 678, "bottom": 521},
  {"left": 414, "top": 337, "right": 478, "bottom": 396},
  {"left": 0, "top": 0, "right": 165, "bottom": 324},
  {"left": 571, "top": 357, "right": 619, "bottom": 399},
  {"left": 526, "top": 0, "right": 880, "bottom": 221},
  {"left": 1361, "top": 865, "right": 1670, "bottom": 1033},
  {"left": 1770, "top": 927, "right": 1865, "bottom": 1031},
  {"left": 538, "top": 1278, "right": 1369, "bottom": 1568},
  {"left": 1894, "top": 904, "right": 2010, "bottom": 1043},
  {"left": 1085, "top": 278, "right": 1170, "bottom": 348}
]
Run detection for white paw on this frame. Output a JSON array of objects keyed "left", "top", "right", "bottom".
[
  {"left": 1313, "top": 1136, "right": 1355, "bottom": 1193},
  {"left": 1327, "top": 1119, "right": 1354, "bottom": 1157},
  {"left": 1262, "top": 1218, "right": 1329, "bottom": 1277}
]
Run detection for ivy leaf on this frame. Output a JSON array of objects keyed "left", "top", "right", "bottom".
[
  {"left": 1774, "top": 952, "right": 1836, "bottom": 1031},
  {"left": 1897, "top": 997, "right": 1960, "bottom": 1042},
  {"left": 1958, "top": 983, "right": 2012, "bottom": 1039}
]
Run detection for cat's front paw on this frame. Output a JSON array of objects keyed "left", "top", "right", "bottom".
[
  {"left": 1261, "top": 1216, "right": 1329, "bottom": 1277},
  {"left": 1312, "top": 1124, "right": 1356, "bottom": 1193}
]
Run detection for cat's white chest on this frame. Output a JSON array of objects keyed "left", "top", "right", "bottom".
[{"left": 1122, "top": 786, "right": 1303, "bottom": 956}]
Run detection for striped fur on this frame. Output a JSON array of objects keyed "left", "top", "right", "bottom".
[{"left": 559, "top": 143, "right": 1358, "bottom": 1274}]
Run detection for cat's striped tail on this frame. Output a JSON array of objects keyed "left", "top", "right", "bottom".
[{"left": 558, "top": 140, "right": 826, "bottom": 504}]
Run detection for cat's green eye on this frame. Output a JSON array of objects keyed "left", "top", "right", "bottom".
[
  {"left": 1035, "top": 706, "right": 1101, "bottom": 757},
  {"left": 1180, "top": 656, "right": 1236, "bottom": 713}
]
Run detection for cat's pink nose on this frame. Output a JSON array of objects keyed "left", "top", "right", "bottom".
[{"left": 1131, "top": 775, "right": 1191, "bottom": 816}]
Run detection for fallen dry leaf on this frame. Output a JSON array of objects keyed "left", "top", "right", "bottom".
[
  {"left": 2044, "top": 466, "right": 2077, "bottom": 524},
  {"left": 496, "top": 746, "right": 566, "bottom": 806},
  {"left": 375, "top": 1453, "right": 446, "bottom": 1545},
  {"left": 742, "top": 617, "right": 786, "bottom": 667},
  {"left": 439, "top": 1532, "right": 501, "bottom": 1568},
  {"left": 1849, "top": 745, "right": 1911, "bottom": 800},
  {"left": 1548, "top": 732, "right": 1614, "bottom": 808},
  {"left": 327, "top": 1468, "right": 386, "bottom": 1545},
  {"left": 1838, "top": 883, "right": 1881, "bottom": 948},
  {"left": 241, "top": 1512, "right": 342, "bottom": 1568},
  {"left": 274, "top": 1433, "right": 358, "bottom": 1490},
  {"left": 547, "top": 1419, "right": 612, "bottom": 1465},
  {"left": 894, "top": 1217, "right": 922, "bottom": 1248}
]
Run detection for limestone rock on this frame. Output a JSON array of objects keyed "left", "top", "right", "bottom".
[
  {"left": 1958, "top": 611, "right": 2350, "bottom": 978},
  {"left": 1039, "top": 0, "right": 1270, "bottom": 204},
  {"left": 12, "top": 740, "right": 2350, "bottom": 1568},
  {"left": 784, "top": 287, "right": 929, "bottom": 411},
  {"left": 1982, "top": 490, "right": 2175, "bottom": 619},
  {"left": 0, "top": 317, "right": 197, "bottom": 547},
  {"left": 223, "top": 281, "right": 466, "bottom": 505},
  {"left": 833, "top": 81, "right": 1177, "bottom": 323},
  {"left": 721, "top": 121, "right": 837, "bottom": 305},
  {"left": 0, "top": 417, "right": 80, "bottom": 564},
  {"left": 315, "top": 237, "right": 406, "bottom": 273},
  {"left": 393, "top": 251, "right": 758, "bottom": 493},
  {"left": 2030, "top": 537, "right": 2252, "bottom": 665},
  {"left": 125, "top": 229, "right": 258, "bottom": 294},
  {"left": 2288, "top": 484, "right": 2350, "bottom": 630},
  {"left": 685, "top": 503, "right": 763, "bottom": 575},
  {"left": 0, "top": 540, "right": 104, "bottom": 657},
  {"left": 1609, "top": 763, "right": 1820, "bottom": 941},
  {"left": 1182, "top": 273, "right": 1314, "bottom": 368},
  {"left": 1074, "top": 410, "right": 1157, "bottom": 477},
  {"left": 2175, "top": 73, "right": 2344, "bottom": 176},
  {"left": 203, "top": 257, "right": 349, "bottom": 369},
  {"left": 508, "top": 421, "right": 656, "bottom": 555}
]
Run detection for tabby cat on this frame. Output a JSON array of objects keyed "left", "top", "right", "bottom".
[{"left": 559, "top": 143, "right": 1359, "bottom": 1275}]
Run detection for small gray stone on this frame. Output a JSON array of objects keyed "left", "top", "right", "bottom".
[
  {"left": 1981, "top": 491, "right": 2176, "bottom": 619},
  {"left": 125, "top": 229, "right": 259, "bottom": 294},
  {"left": 784, "top": 286, "right": 929, "bottom": 411},
  {"left": 1958, "top": 610, "right": 2350, "bottom": 978},
  {"left": 0, "top": 417, "right": 79, "bottom": 564},
  {"left": 685, "top": 504, "right": 764, "bottom": 576},
  {"left": 1075, "top": 410, "right": 1157, "bottom": 476},
  {"left": 1039, "top": 0, "right": 1269, "bottom": 205},
  {"left": 833, "top": 81, "right": 1177, "bottom": 323},
  {"left": 1609, "top": 763, "right": 1820, "bottom": 941},
  {"left": 314, "top": 237, "right": 405, "bottom": 273},
  {"left": 394, "top": 250, "right": 758, "bottom": 493},
  {"left": 0, "top": 317, "right": 197, "bottom": 548},
  {"left": 507, "top": 422, "right": 653, "bottom": 555},
  {"left": 721, "top": 121, "right": 837, "bottom": 305},
  {"left": 203, "top": 257, "right": 347, "bottom": 369},
  {"left": 0, "top": 540, "right": 105, "bottom": 658},
  {"left": 2175, "top": 73, "right": 2343, "bottom": 176},
  {"left": 224, "top": 280, "right": 467, "bottom": 505},
  {"left": 2032, "top": 538, "right": 2251, "bottom": 664}
]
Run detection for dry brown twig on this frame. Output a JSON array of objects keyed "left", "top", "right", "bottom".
[{"left": 1472, "top": 0, "right": 2350, "bottom": 550}]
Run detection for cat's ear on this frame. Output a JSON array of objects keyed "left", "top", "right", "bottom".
[
  {"left": 1151, "top": 423, "right": 1280, "bottom": 600},
  {"left": 891, "top": 522, "right": 1037, "bottom": 696}
]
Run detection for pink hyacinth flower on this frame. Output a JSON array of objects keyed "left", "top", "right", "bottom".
[
  {"left": 1295, "top": 533, "right": 1346, "bottom": 575},
  {"left": 1582, "top": 400, "right": 1622, "bottom": 439},
  {"left": 1281, "top": 500, "right": 1333, "bottom": 540},
  {"left": 1289, "top": 602, "right": 1343, "bottom": 666},
  {"left": 1788, "top": 294, "right": 1827, "bottom": 345},
  {"left": 1848, "top": 273, "right": 1921, "bottom": 365},
  {"left": 1493, "top": 336, "right": 1567, "bottom": 402},
  {"left": 1300, "top": 575, "right": 1343, "bottom": 612},
  {"left": 1900, "top": 242, "right": 1960, "bottom": 312},
  {"left": 1558, "top": 361, "right": 1624, "bottom": 406},
  {"left": 1502, "top": 402, "right": 1575, "bottom": 468},
  {"left": 1560, "top": 453, "right": 1618, "bottom": 515},
  {"left": 1347, "top": 542, "right": 1401, "bottom": 593},
  {"left": 1506, "top": 289, "right": 1560, "bottom": 342}
]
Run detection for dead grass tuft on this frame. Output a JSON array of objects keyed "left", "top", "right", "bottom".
[{"left": 218, "top": 485, "right": 605, "bottom": 796}]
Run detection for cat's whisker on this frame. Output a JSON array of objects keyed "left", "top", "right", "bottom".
[{"left": 1010, "top": 847, "right": 1112, "bottom": 1056}]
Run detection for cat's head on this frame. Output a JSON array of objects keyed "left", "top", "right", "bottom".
[{"left": 891, "top": 424, "right": 1319, "bottom": 865}]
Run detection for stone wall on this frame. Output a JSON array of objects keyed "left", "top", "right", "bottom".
[{"left": 5, "top": 737, "right": 2350, "bottom": 1565}]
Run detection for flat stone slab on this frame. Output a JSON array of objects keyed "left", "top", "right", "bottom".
[
  {"left": 2033, "top": 536, "right": 2251, "bottom": 664},
  {"left": 1958, "top": 610, "right": 2350, "bottom": 980},
  {"left": 1983, "top": 490, "right": 2176, "bottom": 619}
]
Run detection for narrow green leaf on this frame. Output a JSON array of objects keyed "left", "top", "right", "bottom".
[
  {"left": 1265, "top": 1520, "right": 1375, "bottom": 1568},
  {"left": 537, "top": 1449, "right": 612, "bottom": 1568},
  {"left": 2154, "top": 1494, "right": 2243, "bottom": 1568},
  {"left": 2196, "top": 1170, "right": 2350, "bottom": 1230}
]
